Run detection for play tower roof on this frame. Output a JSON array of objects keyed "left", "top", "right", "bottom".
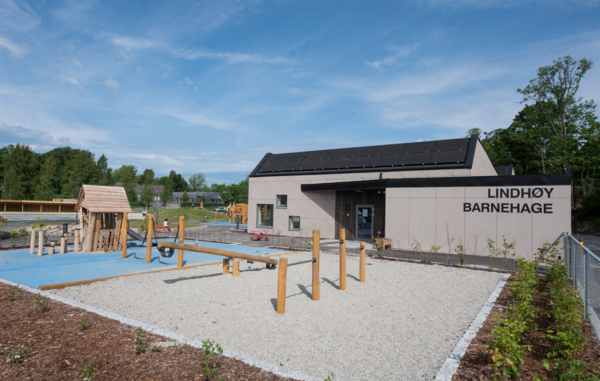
[{"left": 75, "top": 185, "right": 132, "bottom": 213}]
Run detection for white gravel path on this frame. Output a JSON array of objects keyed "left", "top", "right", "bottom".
[{"left": 52, "top": 252, "right": 504, "bottom": 380}]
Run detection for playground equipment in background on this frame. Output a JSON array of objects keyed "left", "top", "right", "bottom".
[
  {"left": 251, "top": 230, "right": 268, "bottom": 241},
  {"left": 75, "top": 185, "right": 132, "bottom": 252},
  {"left": 226, "top": 203, "right": 248, "bottom": 224}
]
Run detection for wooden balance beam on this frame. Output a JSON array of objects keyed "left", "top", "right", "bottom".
[{"left": 157, "top": 241, "right": 279, "bottom": 265}]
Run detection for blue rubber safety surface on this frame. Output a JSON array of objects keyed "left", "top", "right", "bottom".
[{"left": 0, "top": 240, "right": 282, "bottom": 289}]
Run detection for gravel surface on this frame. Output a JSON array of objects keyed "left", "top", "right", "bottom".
[{"left": 52, "top": 252, "right": 504, "bottom": 380}]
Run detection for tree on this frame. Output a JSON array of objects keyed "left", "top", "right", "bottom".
[
  {"left": 160, "top": 178, "right": 173, "bottom": 204},
  {"left": 181, "top": 191, "right": 190, "bottom": 202},
  {"left": 465, "top": 128, "right": 483, "bottom": 137},
  {"left": 96, "top": 154, "right": 112, "bottom": 185},
  {"left": 140, "top": 183, "right": 154, "bottom": 209},
  {"left": 168, "top": 170, "right": 189, "bottom": 192},
  {"left": 139, "top": 169, "right": 155, "bottom": 185},
  {"left": 35, "top": 155, "right": 57, "bottom": 200},
  {"left": 1, "top": 143, "right": 38, "bottom": 199},
  {"left": 518, "top": 56, "right": 595, "bottom": 172},
  {"left": 188, "top": 173, "right": 206, "bottom": 191}
]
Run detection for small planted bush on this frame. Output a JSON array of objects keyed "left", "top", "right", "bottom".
[
  {"left": 79, "top": 312, "right": 90, "bottom": 332},
  {"left": 34, "top": 294, "right": 48, "bottom": 313},
  {"left": 202, "top": 339, "right": 223, "bottom": 380},
  {"left": 134, "top": 327, "right": 147, "bottom": 355},
  {"left": 81, "top": 361, "right": 99, "bottom": 380}
]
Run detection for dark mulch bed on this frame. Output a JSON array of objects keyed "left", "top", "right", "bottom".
[
  {"left": 0, "top": 283, "right": 289, "bottom": 380},
  {"left": 370, "top": 255, "right": 513, "bottom": 274},
  {"left": 453, "top": 276, "right": 600, "bottom": 380}
]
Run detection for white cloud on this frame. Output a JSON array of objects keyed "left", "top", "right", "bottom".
[
  {"left": 174, "top": 48, "right": 288, "bottom": 64},
  {"left": 109, "top": 35, "right": 154, "bottom": 50},
  {"left": 60, "top": 75, "right": 83, "bottom": 90},
  {"left": 105, "top": 79, "right": 119, "bottom": 90},
  {"left": 168, "top": 111, "right": 231, "bottom": 130},
  {"left": 72, "top": 59, "right": 82, "bottom": 67},
  {"left": 184, "top": 77, "right": 193, "bottom": 84},
  {"left": 0, "top": 35, "right": 25, "bottom": 57},
  {"left": 365, "top": 43, "right": 419, "bottom": 69},
  {"left": 0, "top": 0, "right": 40, "bottom": 32},
  {"left": 412, "top": 0, "right": 599, "bottom": 8}
]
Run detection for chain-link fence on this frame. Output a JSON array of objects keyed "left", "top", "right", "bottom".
[{"left": 563, "top": 233, "right": 600, "bottom": 343}]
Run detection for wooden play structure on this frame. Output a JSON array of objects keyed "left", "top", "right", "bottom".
[
  {"left": 75, "top": 185, "right": 132, "bottom": 252},
  {"left": 226, "top": 203, "right": 248, "bottom": 224},
  {"left": 158, "top": 228, "right": 366, "bottom": 314}
]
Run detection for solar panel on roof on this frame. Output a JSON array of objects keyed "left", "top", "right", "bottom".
[
  {"left": 258, "top": 162, "right": 284, "bottom": 172},
  {"left": 284, "top": 152, "right": 307, "bottom": 161},
  {"left": 430, "top": 150, "right": 467, "bottom": 164},
  {"left": 404, "top": 141, "right": 435, "bottom": 153},
  {"left": 278, "top": 161, "right": 301, "bottom": 171},
  {"left": 376, "top": 144, "right": 405, "bottom": 155},
  {"left": 345, "top": 156, "right": 373, "bottom": 168},
  {"left": 304, "top": 150, "right": 329, "bottom": 161},
  {"left": 266, "top": 154, "right": 287, "bottom": 163},
  {"left": 298, "top": 160, "right": 322, "bottom": 170},
  {"left": 327, "top": 148, "right": 353, "bottom": 159},
  {"left": 350, "top": 146, "right": 376, "bottom": 157},
  {"left": 370, "top": 154, "right": 399, "bottom": 167},
  {"left": 320, "top": 158, "right": 347, "bottom": 169},
  {"left": 398, "top": 152, "right": 433, "bottom": 165},
  {"left": 433, "top": 138, "right": 469, "bottom": 152}
]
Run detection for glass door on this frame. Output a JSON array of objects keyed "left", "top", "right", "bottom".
[{"left": 356, "top": 205, "right": 374, "bottom": 240}]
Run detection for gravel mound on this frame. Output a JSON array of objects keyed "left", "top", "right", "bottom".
[{"left": 53, "top": 252, "right": 504, "bottom": 380}]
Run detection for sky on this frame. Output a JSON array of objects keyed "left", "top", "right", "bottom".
[{"left": 0, "top": 0, "right": 599, "bottom": 185}]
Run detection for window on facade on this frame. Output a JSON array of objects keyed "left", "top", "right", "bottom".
[
  {"left": 277, "top": 195, "right": 288, "bottom": 208},
  {"left": 289, "top": 216, "right": 300, "bottom": 231},
  {"left": 257, "top": 204, "right": 274, "bottom": 228}
]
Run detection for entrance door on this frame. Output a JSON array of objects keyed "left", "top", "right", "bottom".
[{"left": 356, "top": 205, "right": 374, "bottom": 240}]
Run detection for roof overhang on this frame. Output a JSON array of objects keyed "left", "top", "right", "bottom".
[{"left": 301, "top": 174, "right": 572, "bottom": 192}]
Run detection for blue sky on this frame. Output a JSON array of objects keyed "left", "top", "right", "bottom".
[{"left": 0, "top": 0, "right": 599, "bottom": 185}]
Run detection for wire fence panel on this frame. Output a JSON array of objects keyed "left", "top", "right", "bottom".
[{"left": 564, "top": 234, "right": 600, "bottom": 344}]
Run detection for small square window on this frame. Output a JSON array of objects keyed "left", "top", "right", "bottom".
[
  {"left": 289, "top": 216, "right": 300, "bottom": 231},
  {"left": 257, "top": 204, "right": 274, "bottom": 228},
  {"left": 277, "top": 195, "right": 288, "bottom": 208}
]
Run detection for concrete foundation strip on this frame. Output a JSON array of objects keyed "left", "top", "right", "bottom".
[
  {"left": 434, "top": 273, "right": 510, "bottom": 381},
  {"left": 0, "top": 277, "right": 320, "bottom": 381}
]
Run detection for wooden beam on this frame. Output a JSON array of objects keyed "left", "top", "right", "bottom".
[
  {"left": 146, "top": 214, "right": 153, "bottom": 263},
  {"left": 74, "top": 230, "right": 80, "bottom": 253},
  {"left": 360, "top": 242, "right": 366, "bottom": 283},
  {"left": 177, "top": 216, "right": 184, "bottom": 268},
  {"left": 312, "top": 229, "right": 320, "bottom": 301},
  {"left": 340, "top": 229, "right": 346, "bottom": 291},
  {"left": 232, "top": 261, "right": 240, "bottom": 277},
  {"left": 92, "top": 215, "right": 101, "bottom": 252},
  {"left": 158, "top": 241, "right": 279, "bottom": 265},
  {"left": 277, "top": 257, "right": 288, "bottom": 314},
  {"left": 121, "top": 212, "right": 128, "bottom": 259},
  {"left": 222, "top": 259, "right": 229, "bottom": 275}
]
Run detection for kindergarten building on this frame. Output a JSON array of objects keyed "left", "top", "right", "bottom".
[{"left": 247, "top": 135, "right": 571, "bottom": 258}]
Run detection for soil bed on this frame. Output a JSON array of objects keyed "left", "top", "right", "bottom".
[
  {"left": 453, "top": 276, "right": 600, "bottom": 380},
  {"left": 0, "top": 283, "right": 288, "bottom": 380}
]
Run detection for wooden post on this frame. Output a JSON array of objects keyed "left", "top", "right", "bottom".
[
  {"left": 85, "top": 214, "right": 96, "bottom": 252},
  {"left": 177, "top": 216, "right": 185, "bottom": 268},
  {"left": 113, "top": 213, "right": 122, "bottom": 251},
  {"left": 232, "top": 261, "right": 240, "bottom": 277},
  {"left": 222, "top": 258, "right": 229, "bottom": 275},
  {"left": 92, "top": 215, "right": 101, "bottom": 252},
  {"left": 312, "top": 229, "right": 320, "bottom": 301},
  {"left": 215, "top": 211, "right": 217, "bottom": 223},
  {"left": 121, "top": 212, "right": 128, "bottom": 259},
  {"left": 38, "top": 230, "right": 44, "bottom": 256},
  {"left": 146, "top": 214, "right": 153, "bottom": 263},
  {"left": 277, "top": 257, "right": 288, "bottom": 314},
  {"left": 49, "top": 242, "right": 55, "bottom": 255},
  {"left": 60, "top": 235, "right": 66, "bottom": 254},
  {"left": 360, "top": 242, "right": 366, "bottom": 282},
  {"left": 74, "top": 230, "right": 80, "bottom": 252},
  {"left": 30, "top": 230, "right": 36, "bottom": 254},
  {"left": 340, "top": 229, "right": 346, "bottom": 291}
]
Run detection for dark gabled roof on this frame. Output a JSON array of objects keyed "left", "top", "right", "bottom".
[
  {"left": 495, "top": 165, "right": 515, "bottom": 176},
  {"left": 250, "top": 136, "right": 478, "bottom": 177}
]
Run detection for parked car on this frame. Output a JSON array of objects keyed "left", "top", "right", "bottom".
[{"left": 214, "top": 206, "right": 227, "bottom": 213}]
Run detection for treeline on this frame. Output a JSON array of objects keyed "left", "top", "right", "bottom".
[
  {"left": 478, "top": 56, "right": 599, "bottom": 195},
  {"left": 0, "top": 145, "right": 249, "bottom": 205}
]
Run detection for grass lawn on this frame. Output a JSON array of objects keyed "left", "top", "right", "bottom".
[{"left": 128, "top": 208, "right": 229, "bottom": 228}]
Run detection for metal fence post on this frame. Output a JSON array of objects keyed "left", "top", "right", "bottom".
[
  {"left": 585, "top": 249, "right": 589, "bottom": 319},
  {"left": 573, "top": 238, "right": 577, "bottom": 289}
]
